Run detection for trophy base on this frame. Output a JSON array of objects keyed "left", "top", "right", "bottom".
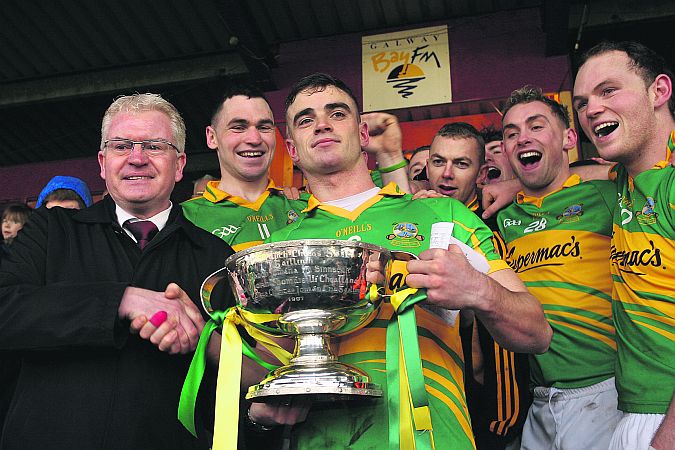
[{"left": 246, "top": 361, "right": 383, "bottom": 401}]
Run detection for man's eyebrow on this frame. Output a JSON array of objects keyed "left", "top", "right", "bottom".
[
  {"left": 227, "top": 118, "right": 249, "bottom": 126},
  {"left": 525, "top": 114, "right": 548, "bottom": 124},
  {"left": 453, "top": 156, "right": 473, "bottom": 163},
  {"left": 502, "top": 123, "right": 518, "bottom": 131},
  {"left": 325, "top": 102, "right": 351, "bottom": 112},
  {"left": 292, "top": 108, "right": 314, "bottom": 125},
  {"left": 257, "top": 118, "right": 275, "bottom": 126}
]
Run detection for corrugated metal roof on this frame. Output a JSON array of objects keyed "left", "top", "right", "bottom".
[{"left": 1, "top": 0, "right": 673, "bottom": 171}]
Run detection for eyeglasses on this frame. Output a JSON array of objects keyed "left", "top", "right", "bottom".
[{"left": 103, "top": 139, "right": 180, "bottom": 156}]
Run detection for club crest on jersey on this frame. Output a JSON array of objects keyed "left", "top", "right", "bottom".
[
  {"left": 636, "top": 197, "right": 658, "bottom": 225},
  {"left": 287, "top": 209, "right": 299, "bottom": 224},
  {"left": 556, "top": 203, "right": 584, "bottom": 223},
  {"left": 387, "top": 222, "right": 425, "bottom": 248}
]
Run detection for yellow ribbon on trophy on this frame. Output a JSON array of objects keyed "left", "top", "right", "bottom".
[{"left": 179, "top": 306, "right": 292, "bottom": 449}]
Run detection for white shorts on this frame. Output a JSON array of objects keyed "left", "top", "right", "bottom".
[
  {"left": 520, "top": 377, "right": 622, "bottom": 450},
  {"left": 608, "top": 412, "right": 665, "bottom": 450}
]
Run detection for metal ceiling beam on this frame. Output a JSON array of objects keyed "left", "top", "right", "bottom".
[{"left": 0, "top": 52, "right": 249, "bottom": 108}]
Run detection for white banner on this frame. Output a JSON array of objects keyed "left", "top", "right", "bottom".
[{"left": 362, "top": 25, "right": 451, "bottom": 111}]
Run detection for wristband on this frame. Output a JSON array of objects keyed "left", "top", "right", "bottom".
[
  {"left": 246, "top": 406, "right": 275, "bottom": 432},
  {"left": 378, "top": 159, "right": 408, "bottom": 173}
]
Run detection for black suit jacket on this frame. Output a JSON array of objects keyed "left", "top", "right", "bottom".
[{"left": 0, "top": 197, "right": 233, "bottom": 450}]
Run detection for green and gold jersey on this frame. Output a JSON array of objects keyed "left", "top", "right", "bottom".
[
  {"left": 608, "top": 133, "right": 675, "bottom": 414},
  {"left": 181, "top": 180, "right": 303, "bottom": 252},
  {"left": 497, "top": 175, "right": 616, "bottom": 388},
  {"left": 269, "top": 183, "right": 509, "bottom": 450}
]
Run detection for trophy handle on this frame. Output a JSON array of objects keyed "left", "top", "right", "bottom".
[{"left": 200, "top": 266, "right": 231, "bottom": 319}]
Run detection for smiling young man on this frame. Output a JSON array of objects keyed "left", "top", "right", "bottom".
[
  {"left": 573, "top": 41, "right": 675, "bottom": 450},
  {"left": 0, "top": 94, "right": 232, "bottom": 449},
  {"left": 244, "top": 73, "right": 551, "bottom": 450},
  {"left": 496, "top": 86, "right": 620, "bottom": 450},
  {"left": 478, "top": 127, "right": 516, "bottom": 186},
  {"left": 182, "top": 86, "right": 302, "bottom": 251}
]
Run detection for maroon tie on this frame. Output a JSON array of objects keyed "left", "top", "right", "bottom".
[{"left": 124, "top": 220, "right": 159, "bottom": 250}]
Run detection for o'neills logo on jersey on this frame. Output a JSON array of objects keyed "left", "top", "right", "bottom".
[
  {"left": 610, "top": 239, "right": 662, "bottom": 274},
  {"left": 247, "top": 213, "right": 274, "bottom": 223},
  {"left": 335, "top": 223, "right": 372, "bottom": 238},
  {"left": 507, "top": 236, "right": 580, "bottom": 272},
  {"left": 556, "top": 203, "right": 584, "bottom": 223},
  {"left": 636, "top": 197, "right": 658, "bottom": 225},
  {"left": 387, "top": 222, "right": 425, "bottom": 248}
]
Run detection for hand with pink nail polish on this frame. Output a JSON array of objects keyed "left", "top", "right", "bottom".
[
  {"left": 124, "top": 283, "right": 204, "bottom": 354},
  {"left": 149, "top": 311, "right": 168, "bottom": 327}
]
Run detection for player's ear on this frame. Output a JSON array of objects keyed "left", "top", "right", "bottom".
[
  {"left": 359, "top": 121, "right": 370, "bottom": 148},
  {"left": 562, "top": 128, "right": 577, "bottom": 151},
  {"left": 651, "top": 73, "right": 673, "bottom": 111},
  {"left": 206, "top": 125, "right": 219, "bottom": 150},
  {"left": 286, "top": 138, "right": 300, "bottom": 164}
]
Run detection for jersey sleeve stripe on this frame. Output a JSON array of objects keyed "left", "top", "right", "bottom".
[
  {"left": 544, "top": 310, "right": 615, "bottom": 333},
  {"left": 547, "top": 319, "right": 617, "bottom": 349},
  {"left": 525, "top": 280, "right": 612, "bottom": 302}
]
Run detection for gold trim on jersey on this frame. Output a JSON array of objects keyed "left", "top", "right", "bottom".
[
  {"left": 516, "top": 175, "right": 582, "bottom": 207},
  {"left": 491, "top": 346, "right": 521, "bottom": 436},
  {"left": 201, "top": 179, "right": 282, "bottom": 211},
  {"left": 302, "top": 182, "right": 405, "bottom": 220},
  {"left": 231, "top": 240, "right": 263, "bottom": 252},
  {"left": 466, "top": 195, "right": 479, "bottom": 212}
]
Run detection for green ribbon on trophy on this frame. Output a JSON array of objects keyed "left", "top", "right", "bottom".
[
  {"left": 178, "top": 307, "right": 291, "bottom": 449},
  {"left": 386, "top": 287, "right": 436, "bottom": 450}
]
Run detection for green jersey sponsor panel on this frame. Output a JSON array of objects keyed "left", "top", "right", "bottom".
[
  {"left": 608, "top": 136, "right": 675, "bottom": 413},
  {"left": 498, "top": 176, "right": 617, "bottom": 388}
]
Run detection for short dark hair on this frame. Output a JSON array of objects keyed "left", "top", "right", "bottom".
[
  {"left": 410, "top": 145, "right": 430, "bottom": 158},
  {"left": 434, "top": 122, "right": 485, "bottom": 164},
  {"left": 503, "top": 85, "right": 571, "bottom": 128},
  {"left": 284, "top": 73, "right": 360, "bottom": 122},
  {"left": 2, "top": 203, "right": 32, "bottom": 225},
  {"left": 211, "top": 84, "right": 268, "bottom": 125},
  {"left": 479, "top": 125, "right": 503, "bottom": 144},
  {"left": 44, "top": 189, "right": 86, "bottom": 209},
  {"left": 579, "top": 40, "right": 675, "bottom": 118}
]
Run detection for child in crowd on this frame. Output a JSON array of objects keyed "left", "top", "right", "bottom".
[
  {"left": 36, "top": 176, "right": 93, "bottom": 210},
  {"left": 1, "top": 203, "right": 32, "bottom": 246}
]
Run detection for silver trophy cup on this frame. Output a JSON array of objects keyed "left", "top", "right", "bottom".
[{"left": 200, "top": 239, "right": 392, "bottom": 401}]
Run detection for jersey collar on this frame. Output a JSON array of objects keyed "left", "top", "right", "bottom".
[
  {"left": 302, "top": 182, "right": 405, "bottom": 219},
  {"left": 465, "top": 195, "right": 479, "bottom": 212},
  {"left": 516, "top": 174, "right": 581, "bottom": 207},
  {"left": 203, "top": 179, "right": 280, "bottom": 210},
  {"left": 648, "top": 129, "right": 675, "bottom": 170}
]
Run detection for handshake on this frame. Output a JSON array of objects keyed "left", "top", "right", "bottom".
[{"left": 118, "top": 283, "right": 205, "bottom": 354}]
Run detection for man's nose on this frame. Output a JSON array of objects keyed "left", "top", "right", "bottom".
[
  {"left": 314, "top": 115, "right": 333, "bottom": 134},
  {"left": 244, "top": 126, "right": 263, "bottom": 144},
  {"left": 585, "top": 96, "right": 604, "bottom": 118},
  {"left": 127, "top": 143, "right": 149, "bottom": 164}
]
